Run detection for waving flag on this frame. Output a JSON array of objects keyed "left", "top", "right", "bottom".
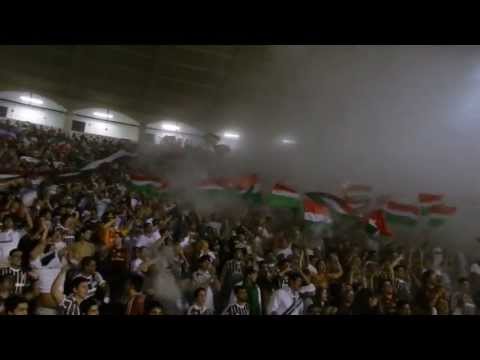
[
  {"left": 384, "top": 201, "right": 420, "bottom": 226},
  {"left": 365, "top": 209, "right": 392, "bottom": 237},
  {"left": 428, "top": 205, "right": 456, "bottom": 227},
  {"left": 267, "top": 183, "right": 301, "bottom": 209},
  {"left": 304, "top": 196, "right": 332, "bottom": 223},
  {"left": 306, "top": 192, "right": 353, "bottom": 216},
  {"left": 418, "top": 193, "right": 444, "bottom": 215}
]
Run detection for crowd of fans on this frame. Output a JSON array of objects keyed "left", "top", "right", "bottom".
[{"left": 0, "top": 119, "right": 479, "bottom": 315}]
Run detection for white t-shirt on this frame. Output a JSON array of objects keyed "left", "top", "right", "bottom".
[
  {"left": 96, "top": 198, "right": 111, "bottom": 219},
  {"left": 0, "top": 229, "right": 22, "bottom": 266},
  {"left": 267, "top": 287, "right": 304, "bottom": 315},
  {"left": 30, "top": 250, "right": 63, "bottom": 293},
  {"left": 131, "top": 258, "right": 144, "bottom": 274},
  {"left": 136, "top": 231, "right": 161, "bottom": 248},
  {"left": 192, "top": 270, "right": 215, "bottom": 311}
]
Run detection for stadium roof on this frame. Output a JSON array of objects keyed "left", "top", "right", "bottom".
[{"left": 0, "top": 45, "right": 249, "bottom": 127}]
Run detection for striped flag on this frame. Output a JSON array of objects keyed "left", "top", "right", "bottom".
[
  {"left": 267, "top": 183, "right": 301, "bottom": 209},
  {"left": 418, "top": 193, "right": 444, "bottom": 215},
  {"left": 384, "top": 201, "right": 420, "bottom": 226},
  {"left": 303, "top": 196, "right": 332, "bottom": 223},
  {"left": 428, "top": 204, "right": 456, "bottom": 227},
  {"left": 305, "top": 192, "right": 353, "bottom": 217},
  {"left": 128, "top": 174, "right": 169, "bottom": 196}
]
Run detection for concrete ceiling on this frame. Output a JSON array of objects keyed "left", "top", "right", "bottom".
[{"left": 0, "top": 45, "right": 243, "bottom": 127}]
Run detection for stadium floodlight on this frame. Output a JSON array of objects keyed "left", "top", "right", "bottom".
[
  {"left": 281, "top": 138, "right": 296, "bottom": 144},
  {"left": 20, "top": 96, "right": 43, "bottom": 105},
  {"left": 93, "top": 112, "right": 113, "bottom": 119},
  {"left": 223, "top": 132, "right": 240, "bottom": 139},
  {"left": 161, "top": 123, "right": 180, "bottom": 132}
]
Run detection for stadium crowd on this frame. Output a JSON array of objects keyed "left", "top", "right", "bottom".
[{"left": 0, "top": 119, "right": 479, "bottom": 315}]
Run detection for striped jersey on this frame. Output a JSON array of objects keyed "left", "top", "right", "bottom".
[
  {"left": 0, "top": 267, "right": 31, "bottom": 295},
  {"left": 186, "top": 304, "right": 212, "bottom": 315},
  {"left": 73, "top": 272, "right": 106, "bottom": 299},
  {"left": 59, "top": 295, "right": 81, "bottom": 315},
  {"left": 222, "top": 303, "right": 250, "bottom": 316}
]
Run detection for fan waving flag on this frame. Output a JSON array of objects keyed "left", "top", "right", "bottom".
[
  {"left": 365, "top": 209, "right": 392, "bottom": 237},
  {"left": 428, "top": 205, "right": 456, "bottom": 227},
  {"left": 267, "top": 183, "right": 301, "bottom": 209},
  {"left": 418, "top": 193, "right": 444, "bottom": 215},
  {"left": 305, "top": 192, "right": 353, "bottom": 216},
  {"left": 303, "top": 196, "right": 332, "bottom": 223},
  {"left": 384, "top": 201, "right": 420, "bottom": 226}
]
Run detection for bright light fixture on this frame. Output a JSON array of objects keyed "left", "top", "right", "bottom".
[
  {"left": 20, "top": 96, "right": 43, "bottom": 105},
  {"left": 223, "top": 132, "right": 240, "bottom": 139},
  {"left": 281, "top": 138, "right": 296, "bottom": 144},
  {"left": 93, "top": 112, "right": 113, "bottom": 119},
  {"left": 161, "top": 123, "right": 180, "bottom": 132}
]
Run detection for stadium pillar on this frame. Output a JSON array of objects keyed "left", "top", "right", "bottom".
[{"left": 64, "top": 111, "right": 73, "bottom": 136}]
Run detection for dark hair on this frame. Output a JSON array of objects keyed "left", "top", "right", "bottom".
[
  {"left": 246, "top": 267, "right": 257, "bottom": 276},
  {"left": 128, "top": 273, "right": 144, "bottom": 292},
  {"left": 288, "top": 272, "right": 303, "bottom": 282},
  {"left": 199, "top": 255, "right": 211, "bottom": 264},
  {"left": 9, "top": 248, "right": 21, "bottom": 257},
  {"left": 145, "top": 300, "right": 163, "bottom": 314},
  {"left": 80, "top": 256, "right": 95, "bottom": 270},
  {"left": 194, "top": 287, "right": 207, "bottom": 299},
  {"left": 394, "top": 264, "right": 405, "bottom": 271},
  {"left": 80, "top": 297, "right": 98, "bottom": 315},
  {"left": 458, "top": 277, "right": 469, "bottom": 284},
  {"left": 71, "top": 276, "right": 89, "bottom": 290},
  {"left": 278, "top": 258, "right": 290, "bottom": 267},
  {"left": 234, "top": 285, "right": 246, "bottom": 295},
  {"left": 4, "top": 295, "right": 28, "bottom": 314}
]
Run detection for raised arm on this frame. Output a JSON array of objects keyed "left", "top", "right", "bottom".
[{"left": 51, "top": 265, "right": 69, "bottom": 305}]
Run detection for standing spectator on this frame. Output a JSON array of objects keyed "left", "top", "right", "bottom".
[
  {"left": 51, "top": 266, "right": 89, "bottom": 315},
  {"left": 192, "top": 256, "right": 219, "bottom": 313},
  {"left": 186, "top": 287, "right": 211, "bottom": 315},
  {"left": 0, "top": 216, "right": 23, "bottom": 266},
  {"left": 0, "top": 248, "right": 35, "bottom": 295},
  {"left": 69, "top": 228, "right": 95, "bottom": 264},
  {"left": 267, "top": 272, "right": 304, "bottom": 315},
  {"left": 222, "top": 285, "right": 250, "bottom": 315},
  {"left": 125, "top": 273, "right": 146, "bottom": 315},
  {"left": 72, "top": 256, "right": 110, "bottom": 303}
]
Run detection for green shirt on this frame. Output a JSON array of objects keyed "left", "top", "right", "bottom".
[{"left": 246, "top": 283, "right": 261, "bottom": 316}]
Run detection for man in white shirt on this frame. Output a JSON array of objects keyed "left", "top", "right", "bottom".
[
  {"left": 186, "top": 287, "right": 212, "bottom": 315},
  {"left": 192, "top": 256, "right": 219, "bottom": 313},
  {"left": 0, "top": 217, "right": 23, "bottom": 267},
  {"left": 267, "top": 272, "right": 305, "bottom": 315},
  {"left": 136, "top": 223, "right": 162, "bottom": 249}
]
